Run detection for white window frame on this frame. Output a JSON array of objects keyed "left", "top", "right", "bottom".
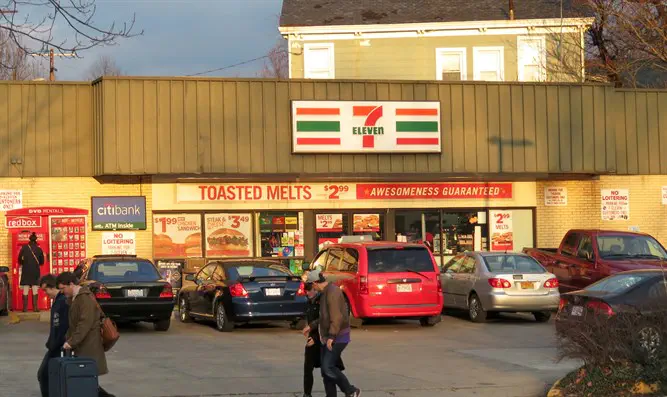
[
  {"left": 303, "top": 43, "right": 335, "bottom": 79},
  {"left": 435, "top": 48, "right": 467, "bottom": 81},
  {"left": 517, "top": 36, "right": 547, "bottom": 82},
  {"left": 472, "top": 46, "right": 505, "bottom": 81}
]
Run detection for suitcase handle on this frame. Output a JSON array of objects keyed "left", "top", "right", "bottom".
[{"left": 61, "top": 348, "right": 74, "bottom": 358}]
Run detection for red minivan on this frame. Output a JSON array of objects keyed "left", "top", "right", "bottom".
[{"left": 304, "top": 242, "right": 443, "bottom": 327}]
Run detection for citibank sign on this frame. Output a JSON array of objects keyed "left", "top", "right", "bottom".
[
  {"left": 6, "top": 216, "right": 42, "bottom": 229},
  {"left": 91, "top": 196, "right": 147, "bottom": 231}
]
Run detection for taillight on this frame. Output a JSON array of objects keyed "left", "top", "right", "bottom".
[
  {"left": 543, "top": 278, "right": 560, "bottom": 288},
  {"left": 159, "top": 283, "right": 174, "bottom": 299},
  {"left": 586, "top": 301, "right": 614, "bottom": 316},
  {"left": 436, "top": 273, "right": 443, "bottom": 293},
  {"left": 558, "top": 298, "right": 567, "bottom": 312},
  {"left": 359, "top": 276, "right": 369, "bottom": 295},
  {"left": 296, "top": 282, "right": 306, "bottom": 296},
  {"left": 230, "top": 283, "right": 248, "bottom": 298},
  {"left": 488, "top": 278, "right": 511, "bottom": 288},
  {"left": 95, "top": 285, "right": 111, "bottom": 299}
]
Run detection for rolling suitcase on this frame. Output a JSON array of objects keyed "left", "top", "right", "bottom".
[{"left": 48, "top": 349, "right": 99, "bottom": 397}]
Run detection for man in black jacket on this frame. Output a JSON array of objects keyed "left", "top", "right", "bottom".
[{"left": 37, "top": 274, "right": 69, "bottom": 397}]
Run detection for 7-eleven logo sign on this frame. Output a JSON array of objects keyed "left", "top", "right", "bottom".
[{"left": 352, "top": 105, "right": 384, "bottom": 148}]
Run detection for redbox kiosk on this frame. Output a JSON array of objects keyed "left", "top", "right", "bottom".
[{"left": 5, "top": 207, "right": 88, "bottom": 311}]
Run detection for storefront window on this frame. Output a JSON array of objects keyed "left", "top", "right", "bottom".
[
  {"left": 352, "top": 213, "right": 384, "bottom": 240},
  {"left": 440, "top": 211, "right": 488, "bottom": 262},
  {"left": 316, "top": 213, "right": 346, "bottom": 250},
  {"left": 395, "top": 210, "right": 440, "bottom": 253},
  {"left": 258, "top": 212, "right": 304, "bottom": 258}
]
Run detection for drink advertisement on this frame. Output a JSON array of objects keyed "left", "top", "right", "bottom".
[
  {"left": 156, "top": 259, "right": 184, "bottom": 289},
  {"left": 204, "top": 213, "right": 253, "bottom": 257},
  {"left": 316, "top": 214, "right": 344, "bottom": 232},
  {"left": 153, "top": 214, "right": 202, "bottom": 258},
  {"left": 489, "top": 210, "right": 513, "bottom": 251},
  {"left": 353, "top": 214, "right": 380, "bottom": 232}
]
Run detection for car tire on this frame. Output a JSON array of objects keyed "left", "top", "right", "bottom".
[
  {"left": 468, "top": 294, "right": 487, "bottom": 323},
  {"left": 533, "top": 311, "right": 552, "bottom": 323},
  {"left": 419, "top": 315, "right": 440, "bottom": 327},
  {"left": 179, "top": 296, "right": 192, "bottom": 323},
  {"left": 344, "top": 297, "right": 363, "bottom": 328},
  {"left": 153, "top": 318, "right": 171, "bottom": 332},
  {"left": 215, "top": 302, "right": 234, "bottom": 332}
]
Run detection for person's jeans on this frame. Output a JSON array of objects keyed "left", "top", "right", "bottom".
[
  {"left": 320, "top": 342, "right": 355, "bottom": 396},
  {"left": 304, "top": 345, "right": 318, "bottom": 395},
  {"left": 37, "top": 351, "right": 55, "bottom": 397}
]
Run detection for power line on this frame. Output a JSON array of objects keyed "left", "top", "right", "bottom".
[{"left": 186, "top": 55, "right": 269, "bottom": 77}]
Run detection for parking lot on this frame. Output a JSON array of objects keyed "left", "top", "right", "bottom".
[{"left": 0, "top": 312, "right": 581, "bottom": 397}]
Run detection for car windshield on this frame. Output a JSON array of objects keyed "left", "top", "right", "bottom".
[
  {"left": 225, "top": 263, "right": 291, "bottom": 282},
  {"left": 586, "top": 273, "right": 655, "bottom": 294},
  {"left": 597, "top": 235, "right": 667, "bottom": 260},
  {"left": 90, "top": 261, "right": 160, "bottom": 283},
  {"left": 367, "top": 247, "right": 435, "bottom": 273},
  {"left": 483, "top": 255, "right": 545, "bottom": 274}
]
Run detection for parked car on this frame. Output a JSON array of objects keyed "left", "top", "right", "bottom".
[
  {"left": 441, "top": 252, "right": 560, "bottom": 323},
  {"left": 178, "top": 259, "right": 307, "bottom": 332},
  {"left": 305, "top": 241, "right": 443, "bottom": 327},
  {"left": 78, "top": 255, "right": 175, "bottom": 331},
  {"left": 0, "top": 266, "right": 9, "bottom": 316},
  {"left": 556, "top": 269, "right": 667, "bottom": 358},
  {"left": 524, "top": 230, "right": 667, "bottom": 292}
]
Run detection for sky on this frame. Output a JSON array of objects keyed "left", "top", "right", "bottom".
[{"left": 42, "top": 0, "right": 284, "bottom": 80}]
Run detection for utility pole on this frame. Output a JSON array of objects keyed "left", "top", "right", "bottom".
[{"left": 30, "top": 48, "right": 76, "bottom": 81}]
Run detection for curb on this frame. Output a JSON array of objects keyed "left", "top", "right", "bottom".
[
  {"left": 546, "top": 378, "right": 564, "bottom": 397},
  {"left": 546, "top": 377, "right": 660, "bottom": 397}
]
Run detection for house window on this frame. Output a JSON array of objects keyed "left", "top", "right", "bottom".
[
  {"left": 518, "top": 36, "right": 546, "bottom": 82},
  {"left": 303, "top": 43, "right": 334, "bottom": 79},
  {"left": 436, "top": 48, "right": 466, "bottom": 81},
  {"left": 473, "top": 47, "right": 504, "bottom": 81}
]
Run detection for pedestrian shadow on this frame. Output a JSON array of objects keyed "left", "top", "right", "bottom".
[{"left": 442, "top": 309, "right": 545, "bottom": 325}]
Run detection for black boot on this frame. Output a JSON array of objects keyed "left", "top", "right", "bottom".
[
  {"left": 22, "top": 295, "right": 28, "bottom": 312},
  {"left": 33, "top": 294, "right": 39, "bottom": 312}
]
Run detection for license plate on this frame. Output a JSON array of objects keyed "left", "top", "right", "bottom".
[
  {"left": 397, "top": 284, "right": 413, "bottom": 293},
  {"left": 264, "top": 288, "right": 281, "bottom": 296},
  {"left": 126, "top": 289, "right": 144, "bottom": 298},
  {"left": 520, "top": 282, "right": 534, "bottom": 289},
  {"left": 571, "top": 305, "right": 584, "bottom": 316}
]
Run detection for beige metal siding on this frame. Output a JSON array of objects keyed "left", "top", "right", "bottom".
[
  {"left": 0, "top": 82, "right": 93, "bottom": 177},
  {"left": 96, "top": 78, "right": 632, "bottom": 176}
]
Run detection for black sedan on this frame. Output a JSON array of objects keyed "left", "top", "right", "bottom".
[
  {"left": 79, "top": 255, "right": 176, "bottom": 331},
  {"left": 178, "top": 259, "right": 307, "bottom": 332},
  {"left": 0, "top": 266, "right": 9, "bottom": 316},
  {"left": 556, "top": 269, "right": 667, "bottom": 358}
]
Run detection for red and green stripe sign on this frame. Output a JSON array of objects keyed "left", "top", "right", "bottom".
[
  {"left": 395, "top": 108, "right": 439, "bottom": 146},
  {"left": 295, "top": 107, "right": 341, "bottom": 145}
]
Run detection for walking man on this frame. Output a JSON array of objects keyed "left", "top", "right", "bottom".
[
  {"left": 37, "top": 274, "right": 69, "bottom": 397},
  {"left": 18, "top": 232, "right": 45, "bottom": 312},
  {"left": 57, "top": 272, "right": 114, "bottom": 397},
  {"left": 303, "top": 270, "right": 361, "bottom": 397}
]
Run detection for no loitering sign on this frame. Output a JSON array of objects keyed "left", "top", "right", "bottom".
[{"left": 102, "top": 232, "right": 136, "bottom": 255}]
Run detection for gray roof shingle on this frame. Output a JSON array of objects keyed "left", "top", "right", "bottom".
[{"left": 280, "top": 0, "right": 594, "bottom": 28}]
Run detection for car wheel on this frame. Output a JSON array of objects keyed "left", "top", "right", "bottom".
[
  {"left": 179, "top": 297, "right": 192, "bottom": 323},
  {"left": 533, "top": 311, "right": 552, "bottom": 323},
  {"left": 635, "top": 325, "right": 662, "bottom": 360},
  {"left": 344, "top": 297, "right": 363, "bottom": 328},
  {"left": 153, "top": 318, "right": 171, "bottom": 332},
  {"left": 468, "top": 294, "right": 487, "bottom": 323},
  {"left": 419, "top": 315, "right": 440, "bottom": 327},
  {"left": 215, "top": 302, "right": 234, "bottom": 332}
]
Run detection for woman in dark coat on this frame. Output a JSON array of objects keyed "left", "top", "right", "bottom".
[
  {"left": 17, "top": 232, "right": 45, "bottom": 312},
  {"left": 303, "top": 282, "right": 344, "bottom": 397}
]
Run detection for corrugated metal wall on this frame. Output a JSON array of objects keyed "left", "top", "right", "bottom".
[
  {"left": 1, "top": 79, "right": 665, "bottom": 178},
  {"left": 95, "top": 78, "right": 626, "bottom": 176},
  {"left": 0, "top": 82, "right": 93, "bottom": 177}
]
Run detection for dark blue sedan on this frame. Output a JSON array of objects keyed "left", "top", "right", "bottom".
[{"left": 178, "top": 259, "right": 307, "bottom": 332}]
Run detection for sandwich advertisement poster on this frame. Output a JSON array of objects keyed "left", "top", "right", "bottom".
[
  {"left": 205, "top": 213, "right": 252, "bottom": 257},
  {"left": 153, "top": 214, "right": 202, "bottom": 258},
  {"left": 353, "top": 214, "right": 380, "bottom": 232},
  {"left": 489, "top": 210, "right": 513, "bottom": 251}
]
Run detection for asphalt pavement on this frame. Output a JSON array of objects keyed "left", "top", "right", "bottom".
[{"left": 0, "top": 311, "right": 581, "bottom": 397}]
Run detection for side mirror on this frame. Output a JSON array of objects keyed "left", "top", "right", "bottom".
[
  {"left": 301, "top": 262, "right": 311, "bottom": 272},
  {"left": 185, "top": 274, "right": 195, "bottom": 282},
  {"left": 0, "top": 266, "right": 8, "bottom": 273}
]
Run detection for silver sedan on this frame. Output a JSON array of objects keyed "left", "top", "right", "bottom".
[{"left": 441, "top": 252, "right": 560, "bottom": 322}]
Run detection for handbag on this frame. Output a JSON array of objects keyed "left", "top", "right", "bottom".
[
  {"left": 89, "top": 296, "right": 120, "bottom": 352},
  {"left": 27, "top": 245, "right": 41, "bottom": 265}
]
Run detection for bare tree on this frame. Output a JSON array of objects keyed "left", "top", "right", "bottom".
[
  {"left": 85, "top": 55, "right": 122, "bottom": 79},
  {"left": 259, "top": 39, "right": 288, "bottom": 79},
  {"left": 0, "top": 29, "right": 40, "bottom": 80},
  {"left": 0, "top": 0, "right": 140, "bottom": 60}
]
